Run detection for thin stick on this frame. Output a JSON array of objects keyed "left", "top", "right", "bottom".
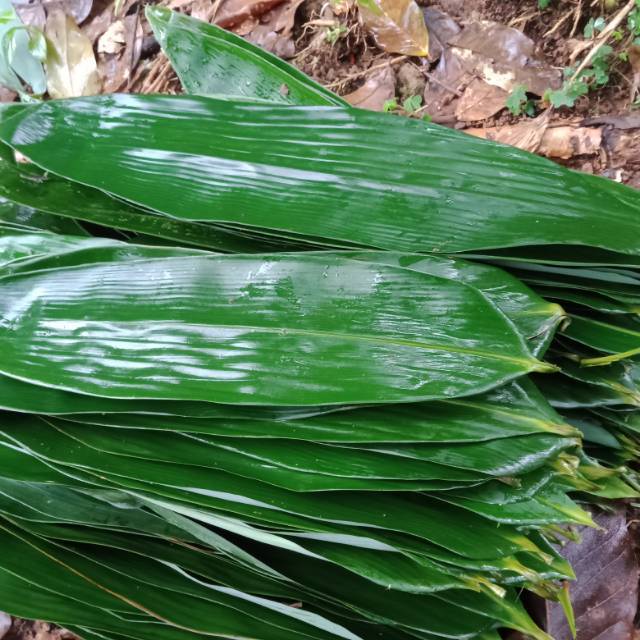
[
  {"left": 569, "top": 0, "right": 637, "bottom": 84},
  {"left": 569, "top": 0, "right": 582, "bottom": 38},
  {"left": 544, "top": 7, "right": 573, "bottom": 38}
]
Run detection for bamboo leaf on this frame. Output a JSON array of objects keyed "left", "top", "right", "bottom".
[
  {"left": 146, "top": 7, "right": 345, "bottom": 107},
  {"left": 1, "top": 95, "right": 639, "bottom": 256},
  {"left": 0, "top": 253, "right": 548, "bottom": 405}
]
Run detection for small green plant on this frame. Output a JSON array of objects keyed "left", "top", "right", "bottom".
[
  {"left": 629, "top": 3, "right": 640, "bottom": 36},
  {"left": 538, "top": 0, "right": 551, "bottom": 9},
  {"left": 544, "top": 45, "right": 613, "bottom": 108},
  {"left": 383, "top": 97, "right": 398, "bottom": 112},
  {"left": 402, "top": 94, "right": 422, "bottom": 113},
  {"left": 325, "top": 23, "right": 348, "bottom": 45},
  {"left": 506, "top": 85, "right": 536, "bottom": 116},
  {"left": 584, "top": 16, "right": 606, "bottom": 39},
  {"left": 0, "top": 0, "right": 46, "bottom": 97}
]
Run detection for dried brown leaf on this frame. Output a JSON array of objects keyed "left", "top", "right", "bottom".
[
  {"left": 357, "top": 0, "right": 429, "bottom": 56},
  {"left": 422, "top": 6, "right": 459, "bottom": 61},
  {"left": 466, "top": 118, "right": 603, "bottom": 160},
  {"left": 12, "top": 0, "right": 46, "bottom": 29},
  {"left": 629, "top": 44, "right": 640, "bottom": 105},
  {"left": 214, "top": 0, "right": 285, "bottom": 29},
  {"left": 81, "top": 0, "right": 114, "bottom": 45},
  {"left": 45, "top": 9, "right": 101, "bottom": 98},
  {"left": 455, "top": 77, "right": 507, "bottom": 121},
  {"left": 97, "top": 19, "right": 126, "bottom": 55},
  {"left": 16, "top": 0, "right": 93, "bottom": 25},
  {"left": 344, "top": 65, "right": 396, "bottom": 110},
  {"left": 98, "top": 12, "right": 142, "bottom": 93},
  {"left": 240, "top": 0, "right": 305, "bottom": 58},
  {"left": 536, "top": 509, "right": 639, "bottom": 640}
]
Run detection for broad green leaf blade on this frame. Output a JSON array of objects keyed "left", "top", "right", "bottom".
[
  {"left": 0, "top": 144, "right": 277, "bottom": 253},
  {"left": 0, "top": 520, "right": 358, "bottom": 640},
  {"left": 346, "top": 251, "right": 565, "bottom": 357},
  {"left": 462, "top": 245, "right": 640, "bottom": 268},
  {"left": 0, "top": 416, "right": 542, "bottom": 562},
  {"left": 533, "top": 373, "right": 638, "bottom": 409},
  {"left": 0, "top": 230, "right": 121, "bottom": 268},
  {"left": 1, "top": 95, "right": 639, "bottom": 256},
  {"left": 48, "top": 417, "right": 489, "bottom": 487},
  {"left": 0, "top": 253, "right": 547, "bottom": 405},
  {"left": 146, "top": 7, "right": 345, "bottom": 107},
  {"left": 533, "top": 287, "right": 636, "bottom": 315},
  {"left": 347, "top": 434, "right": 578, "bottom": 476},
  {"left": 58, "top": 379, "right": 579, "bottom": 443}
]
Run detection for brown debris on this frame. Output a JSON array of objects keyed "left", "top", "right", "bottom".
[
  {"left": 4, "top": 620, "right": 78, "bottom": 640},
  {"left": 466, "top": 118, "right": 603, "bottom": 160},
  {"left": 455, "top": 77, "right": 508, "bottom": 122},
  {"left": 98, "top": 11, "right": 143, "bottom": 93},
  {"left": 344, "top": 64, "right": 395, "bottom": 110},
  {"left": 534, "top": 509, "right": 639, "bottom": 640},
  {"left": 358, "top": 0, "right": 429, "bottom": 57}
]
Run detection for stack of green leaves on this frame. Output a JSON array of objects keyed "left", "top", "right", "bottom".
[{"left": 0, "top": 8, "right": 637, "bottom": 640}]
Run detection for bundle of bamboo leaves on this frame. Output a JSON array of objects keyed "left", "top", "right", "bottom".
[{"left": 0, "top": 8, "right": 638, "bottom": 640}]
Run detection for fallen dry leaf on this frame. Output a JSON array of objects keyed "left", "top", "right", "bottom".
[
  {"left": 214, "top": 0, "right": 285, "bottom": 29},
  {"left": 98, "top": 12, "right": 142, "bottom": 93},
  {"left": 424, "top": 19, "right": 561, "bottom": 123},
  {"left": 455, "top": 77, "right": 507, "bottom": 121},
  {"left": 629, "top": 44, "right": 640, "bottom": 106},
  {"left": 241, "top": 0, "right": 305, "bottom": 59},
  {"left": 451, "top": 19, "right": 533, "bottom": 66},
  {"left": 12, "top": 0, "right": 46, "bottom": 30},
  {"left": 97, "top": 19, "right": 126, "bottom": 55},
  {"left": 537, "top": 509, "right": 638, "bottom": 640},
  {"left": 423, "top": 6, "right": 460, "bottom": 61},
  {"left": 358, "top": 0, "right": 429, "bottom": 56},
  {"left": 466, "top": 118, "right": 603, "bottom": 160},
  {"left": 81, "top": 0, "right": 114, "bottom": 44},
  {"left": 344, "top": 65, "right": 396, "bottom": 111},
  {"left": 45, "top": 8, "right": 101, "bottom": 98},
  {"left": 17, "top": 0, "right": 94, "bottom": 25}
]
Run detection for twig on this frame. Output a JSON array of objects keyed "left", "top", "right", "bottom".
[
  {"left": 509, "top": 10, "right": 537, "bottom": 28},
  {"left": 569, "top": 0, "right": 637, "bottom": 84},
  {"left": 324, "top": 55, "right": 407, "bottom": 89},
  {"left": 207, "top": 0, "right": 226, "bottom": 23},
  {"left": 569, "top": 0, "right": 582, "bottom": 38},
  {"left": 544, "top": 6, "right": 573, "bottom": 38}
]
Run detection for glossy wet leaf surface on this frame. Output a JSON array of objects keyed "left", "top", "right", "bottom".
[
  {"left": 1, "top": 94, "right": 639, "bottom": 256},
  {"left": 147, "top": 7, "right": 345, "bottom": 106},
  {"left": 0, "top": 251, "right": 547, "bottom": 405}
]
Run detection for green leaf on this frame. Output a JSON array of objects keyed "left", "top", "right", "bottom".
[
  {"left": 146, "top": 7, "right": 345, "bottom": 106},
  {"left": 0, "top": 0, "right": 46, "bottom": 95},
  {"left": 562, "top": 315, "right": 640, "bottom": 363},
  {"left": 506, "top": 85, "right": 528, "bottom": 116},
  {"left": 0, "top": 252, "right": 549, "bottom": 406},
  {"left": 0, "top": 143, "right": 278, "bottom": 253},
  {"left": 2, "top": 95, "right": 639, "bottom": 256}
]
